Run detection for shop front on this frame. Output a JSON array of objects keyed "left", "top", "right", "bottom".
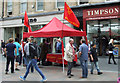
[{"left": 83, "top": 5, "right": 120, "bottom": 56}]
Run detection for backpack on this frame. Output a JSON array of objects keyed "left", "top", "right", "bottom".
[{"left": 29, "top": 43, "right": 38, "bottom": 59}]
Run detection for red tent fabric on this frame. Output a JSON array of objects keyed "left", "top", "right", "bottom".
[{"left": 23, "top": 17, "right": 86, "bottom": 39}]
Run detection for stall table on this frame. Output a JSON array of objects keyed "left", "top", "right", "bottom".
[{"left": 46, "top": 53, "right": 77, "bottom": 65}]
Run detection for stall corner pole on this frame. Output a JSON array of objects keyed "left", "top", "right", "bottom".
[
  {"left": 22, "top": 26, "right": 24, "bottom": 68},
  {"left": 61, "top": 13, "right": 65, "bottom": 73},
  {"left": 61, "top": 39, "right": 65, "bottom": 73}
]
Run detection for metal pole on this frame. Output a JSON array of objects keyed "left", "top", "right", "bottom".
[
  {"left": 62, "top": 19, "right": 65, "bottom": 73},
  {"left": 98, "top": 21, "right": 101, "bottom": 56}
]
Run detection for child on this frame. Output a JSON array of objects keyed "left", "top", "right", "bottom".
[{"left": 89, "top": 44, "right": 103, "bottom": 75}]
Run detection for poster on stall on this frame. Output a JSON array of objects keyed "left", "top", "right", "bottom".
[{"left": 113, "top": 47, "right": 119, "bottom": 57}]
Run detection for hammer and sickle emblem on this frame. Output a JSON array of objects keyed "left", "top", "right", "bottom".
[{"left": 67, "top": 7, "right": 72, "bottom": 15}]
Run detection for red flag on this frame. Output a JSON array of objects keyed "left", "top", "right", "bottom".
[
  {"left": 63, "top": 2, "right": 80, "bottom": 28},
  {"left": 24, "top": 11, "right": 32, "bottom": 32}
]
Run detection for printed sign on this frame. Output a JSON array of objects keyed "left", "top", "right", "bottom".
[{"left": 113, "top": 47, "right": 119, "bottom": 57}]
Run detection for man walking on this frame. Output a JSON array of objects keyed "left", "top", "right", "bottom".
[
  {"left": 4, "top": 38, "right": 17, "bottom": 74},
  {"left": 24, "top": 38, "right": 34, "bottom": 72},
  {"left": 64, "top": 38, "right": 75, "bottom": 78},
  {"left": 79, "top": 39, "right": 88, "bottom": 78},
  {"left": 19, "top": 36, "right": 47, "bottom": 81},
  {"left": 14, "top": 38, "right": 21, "bottom": 71}
]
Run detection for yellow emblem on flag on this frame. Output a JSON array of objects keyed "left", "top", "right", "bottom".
[{"left": 67, "top": 7, "right": 72, "bottom": 15}]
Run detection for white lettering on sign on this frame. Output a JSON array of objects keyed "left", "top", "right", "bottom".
[{"left": 87, "top": 7, "right": 119, "bottom": 16}]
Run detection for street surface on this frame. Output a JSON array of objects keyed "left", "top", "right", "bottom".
[{"left": 0, "top": 53, "right": 118, "bottom": 82}]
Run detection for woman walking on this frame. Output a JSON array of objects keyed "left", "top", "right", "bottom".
[{"left": 108, "top": 39, "right": 117, "bottom": 65}]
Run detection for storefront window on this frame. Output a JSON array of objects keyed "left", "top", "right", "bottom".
[
  {"left": 87, "top": 19, "right": 120, "bottom": 42},
  {"left": 87, "top": 20, "right": 99, "bottom": 42},
  {"left": 87, "top": 18, "right": 120, "bottom": 56},
  {"left": 110, "top": 19, "right": 120, "bottom": 39}
]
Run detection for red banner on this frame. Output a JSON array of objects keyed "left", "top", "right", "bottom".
[
  {"left": 64, "top": 2, "right": 80, "bottom": 28},
  {"left": 24, "top": 11, "right": 32, "bottom": 32}
]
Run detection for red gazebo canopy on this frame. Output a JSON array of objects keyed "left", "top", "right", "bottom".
[{"left": 23, "top": 17, "right": 86, "bottom": 39}]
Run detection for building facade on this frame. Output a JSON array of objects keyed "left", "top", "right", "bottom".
[{"left": 0, "top": 0, "right": 120, "bottom": 54}]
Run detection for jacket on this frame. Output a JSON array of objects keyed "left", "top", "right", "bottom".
[{"left": 64, "top": 43, "right": 74, "bottom": 62}]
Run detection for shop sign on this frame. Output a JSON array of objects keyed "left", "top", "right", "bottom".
[
  {"left": 22, "top": 18, "right": 37, "bottom": 23},
  {"left": 83, "top": 6, "right": 120, "bottom": 19}
]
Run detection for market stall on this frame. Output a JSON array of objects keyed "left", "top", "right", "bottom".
[{"left": 23, "top": 17, "right": 87, "bottom": 72}]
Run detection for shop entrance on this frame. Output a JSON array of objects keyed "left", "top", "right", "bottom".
[{"left": 87, "top": 19, "right": 120, "bottom": 56}]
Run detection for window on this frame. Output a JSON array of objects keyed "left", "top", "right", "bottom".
[
  {"left": 7, "top": 0, "right": 12, "bottom": 15},
  {"left": 20, "top": 0, "right": 27, "bottom": 13},
  {"left": 78, "top": 0, "right": 89, "bottom": 5},
  {"left": 36, "top": 0, "right": 43, "bottom": 11},
  {"left": 56, "top": 0, "right": 64, "bottom": 8}
]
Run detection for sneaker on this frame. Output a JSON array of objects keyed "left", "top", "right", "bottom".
[
  {"left": 19, "top": 76, "right": 25, "bottom": 81},
  {"left": 11, "top": 71, "right": 15, "bottom": 73},
  {"left": 98, "top": 72, "right": 103, "bottom": 75},
  {"left": 40, "top": 78, "right": 47, "bottom": 82},
  {"left": 70, "top": 74, "right": 74, "bottom": 76},
  {"left": 91, "top": 72, "right": 93, "bottom": 74},
  {"left": 5, "top": 72, "right": 8, "bottom": 74},
  {"left": 15, "top": 68, "right": 20, "bottom": 71},
  {"left": 108, "top": 62, "right": 112, "bottom": 64},
  {"left": 80, "top": 76, "right": 87, "bottom": 78},
  {"left": 68, "top": 75, "right": 71, "bottom": 78}
]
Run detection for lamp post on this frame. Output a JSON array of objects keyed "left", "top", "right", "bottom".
[
  {"left": 98, "top": 25, "right": 101, "bottom": 56},
  {"left": 98, "top": 28, "right": 101, "bottom": 56}
]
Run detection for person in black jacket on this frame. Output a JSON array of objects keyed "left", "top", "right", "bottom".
[
  {"left": 19, "top": 36, "right": 47, "bottom": 82},
  {"left": 89, "top": 44, "right": 102, "bottom": 75},
  {"left": 1, "top": 40, "right": 5, "bottom": 55},
  {"left": 108, "top": 39, "right": 117, "bottom": 65}
]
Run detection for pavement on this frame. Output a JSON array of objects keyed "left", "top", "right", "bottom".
[{"left": 0, "top": 53, "right": 119, "bottom": 82}]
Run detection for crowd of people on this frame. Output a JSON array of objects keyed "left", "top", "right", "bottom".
[{"left": 0, "top": 36, "right": 118, "bottom": 81}]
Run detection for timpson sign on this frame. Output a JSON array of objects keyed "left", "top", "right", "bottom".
[{"left": 83, "top": 6, "right": 120, "bottom": 20}]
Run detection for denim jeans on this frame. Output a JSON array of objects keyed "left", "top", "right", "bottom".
[
  {"left": 24, "top": 56, "right": 34, "bottom": 72},
  {"left": 23, "top": 59, "right": 46, "bottom": 79},
  {"left": 80, "top": 58, "right": 88, "bottom": 78},
  {"left": 67, "top": 62, "right": 73, "bottom": 75},
  {"left": 90, "top": 62, "right": 100, "bottom": 73}
]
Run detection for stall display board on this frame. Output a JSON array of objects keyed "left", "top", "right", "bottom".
[
  {"left": 46, "top": 53, "right": 77, "bottom": 65},
  {"left": 113, "top": 47, "right": 119, "bottom": 57}
]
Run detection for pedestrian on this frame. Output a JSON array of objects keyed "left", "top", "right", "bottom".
[
  {"left": 89, "top": 44, "right": 103, "bottom": 75},
  {"left": 40, "top": 39, "right": 48, "bottom": 66},
  {"left": 1, "top": 40, "right": 5, "bottom": 55},
  {"left": 101, "top": 36, "right": 108, "bottom": 56},
  {"left": 14, "top": 38, "right": 22, "bottom": 71},
  {"left": 54, "top": 39, "right": 57, "bottom": 53},
  {"left": 19, "top": 36, "right": 47, "bottom": 81},
  {"left": 19, "top": 39, "right": 23, "bottom": 65},
  {"left": 78, "top": 39, "right": 88, "bottom": 78},
  {"left": 108, "top": 39, "right": 117, "bottom": 65},
  {"left": 24, "top": 38, "right": 34, "bottom": 73},
  {"left": 64, "top": 38, "right": 75, "bottom": 78},
  {"left": 56, "top": 38, "right": 62, "bottom": 53},
  {"left": 4, "top": 38, "right": 17, "bottom": 74}
]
